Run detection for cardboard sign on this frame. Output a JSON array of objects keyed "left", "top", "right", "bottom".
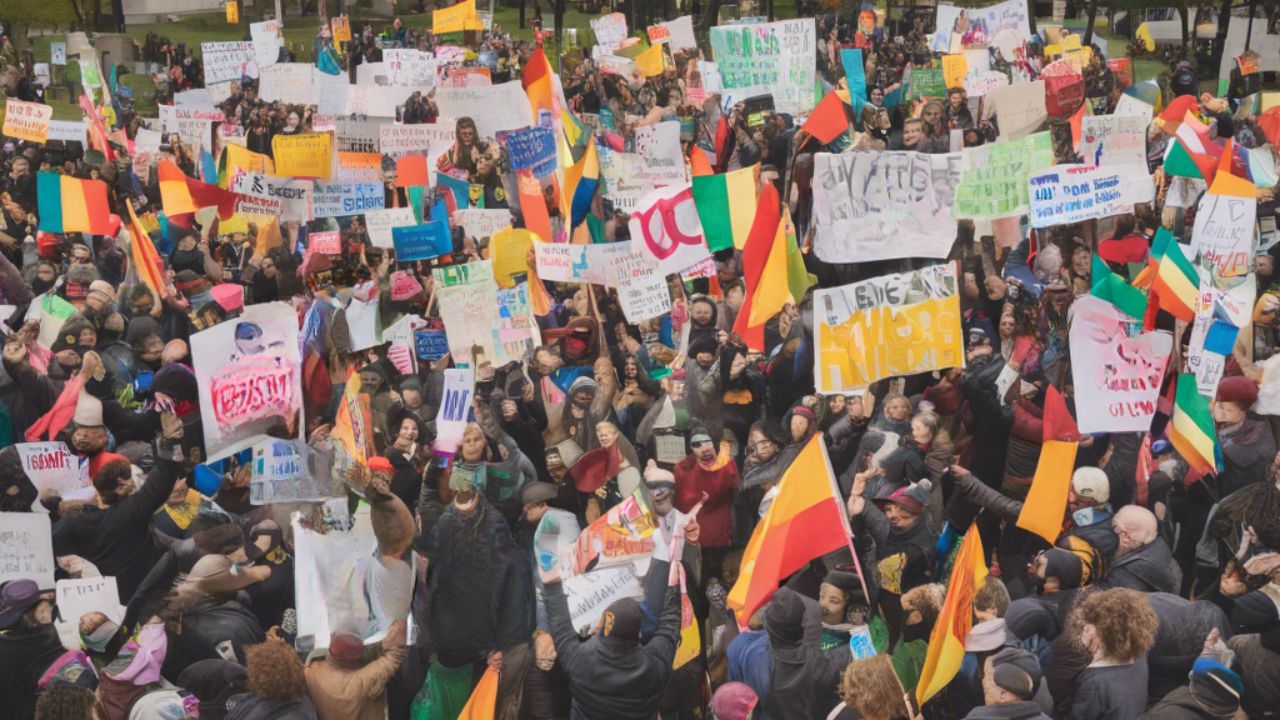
[
  {"left": 310, "top": 230, "right": 342, "bottom": 254},
  {"left": 1069, "top": 295, "right": 1172, "bottom": 433},
  {"left": 364, "top": 207, "right": 417, "bottom": 249},
  {"left": 16, "top": 442, "right": 89, "bottom": 498},
  {"left": 0, "top": 512, "right": 55, "bottom": 588},
  {"left": 814, "top": 264, "right": 964, "bottom": 393},
  {"left": 985, "top": 80, "right": 1047, "bottom": 140},
  {"left": 435, "top": 262, "right": 504, "bottom": 363},
  {"left": 505, "top": 126, "right": 558, "bottom": 177},
  {"left": 415, "top": 329, "right": 450, "bottom": 360},
  {"left": 201, "top": 41, "right": 258, "bottom": 85},
  {"left": 56, "top": 576, "right": 123, "bottom": 624},
  {"left": 1079, "top": 115, "right": 1147, "bottom": 167},
  {"left": 812, "top": 151, "right": 964, "bottom": 262},
  {"left": 1190, "top": 174, "right": 1258, "bottom": 279},
  {"left": 383, "top": 49, "right": 438, "bottom": 87},
  {"left": 313, "top": 181, "right": 384, "bottom": 218},
  {"left": 608, "top": 249, "right": 672, "bottom": 323},
  {"left": 272, "top": 132, "right": 333, "bottom": 179},
  {"left": 2, "top": 99, "right": 53, "bottom": 144},
  {"left": 564, "top": 565, "right": 646, "bottom": 635},
  {"left": 1028, "top": 162, "right": 1154, "bottom": 228},
  {"left": 709, "top": 18, "right": 817, "bottom": 115},
  {"left": 392, "top": 221, "right": 452, "bottom": 261},
  {"left": 954, "top": 132, "right": 1054, "bottom": 220}
]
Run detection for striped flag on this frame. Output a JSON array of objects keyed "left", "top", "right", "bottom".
[
  {"left": 1090, "top": 253, "right": 1148, "bottom": 319},
  {"left": 125, "top": 199, "right": 167, "bottom": 303},
  {"left": 1168, "top": 373, "right": 1221, "bottom": 477},
  {"left": 691, "top": 165, "right": 759, "bottom": 252},
  {"left": 916, "top": 528, "right": 988, "bottom": 705},
  {"left": 562, "top": 138, "right": 599, "bottom": 231},
  {"left": 1151, "top": 228, "right": 1199, "bottom": 321},
  {"left": 1016, "top": 385, "right": 1079, "bottom": 543},
  {"left": 36, "top": 172, "right": 112, "bottom": 235}
]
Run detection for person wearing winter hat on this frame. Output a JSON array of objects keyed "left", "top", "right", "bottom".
[
  {"left": 1212, "top": 375, "right": 1276, "bottom": 497},
  {"left": 177, "top": 659, "right": 248, "bottom": 720},
  {"left": 225, "top": 634, "right": 319, "bottom": 720},
  {"left": 674, "top": 428, "right": 738, "bottom": 580},
  {"left": 160, "top": 553, "right": 269, "bottom": 679},
  {"left": 965, "top": 647, "right": 1051, "bottom": 719},
  {"left": 305, "top": 621, "right": 407, "bottom": 720},
  {"left": 818, "top": 569, "right": 880, "bottom": 653},
  {"left": 0, "top": 579, "right": 65, "bottom": 720},
  {"left": 711, "top": 681, "right": 759, "bottom": 720}
]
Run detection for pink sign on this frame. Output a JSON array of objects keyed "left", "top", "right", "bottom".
[
  {"left": 310, "top": 230, "right": 341, "bottom": 254},
  {"left": 390, "top": 270, "right": 424, "bottom": 301},
  {"left": 209, "top": 355, "right": 299, "bottom": 429}
]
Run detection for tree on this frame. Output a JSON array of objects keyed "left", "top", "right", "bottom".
[{"left": 1, "top": 0, "right": 78, "bottom": 48}]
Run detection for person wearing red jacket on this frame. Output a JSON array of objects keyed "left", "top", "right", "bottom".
[{"left": 674, "top": 430, "right": 739, "bottom": 584}]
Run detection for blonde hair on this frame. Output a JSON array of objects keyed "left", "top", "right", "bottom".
[{"left": 839, "top": 655, "right": 907, "bottom": 720}]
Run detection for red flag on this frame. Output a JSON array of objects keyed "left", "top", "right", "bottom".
[
  {"left": 732, "top": 184, "right": 782, "bottom": 351},
  {"left": 713, "top": 115, "right": 730, "bottom": 172},
  {"left": 1041, "top": 383, "right": 1080, "bottom": 443},
  {"left": 689, "top": 145, "right": 714, "bottom": 177},
  {"left": 801, "top": 91, "right": 850, "bottom": 144},
  {"left": 26, "top": 376, "right": 86, "bottom": 442},
  {"left": 1136, "top": 435, "right": 1153, "bottom": 506}
]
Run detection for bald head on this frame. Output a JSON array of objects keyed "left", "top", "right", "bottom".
[{"left": 1113, "top": 505, "right": 1158, "bottom": 556}]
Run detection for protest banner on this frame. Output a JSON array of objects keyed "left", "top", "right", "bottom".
[
  {"left": 293, "top": 508, "right": 396, "bottom": 647},
  {"left": 313, "top": 181, "right": 384, "bottom": 218},
  {"left": 1028, "top": 162, "right": 1154, "bottom": 228},
  {"left": 942, "top": 54, "right": 967, "bottom": 89},
  {"left": 1079, "top": 114, "right": 1147, "bottom": 166},
  {"left": 709, "top": 18, "right": 816, "bottom": 115},
  {"left": 954, "top": 132, "right": 1054, "bottom": 220},
  {"left": 984, "top": 80, "right": 1047, "bottom": 139},
  {"left": 250, "top": 438, "right": 335, "bottom": 504},
  {"left": 434, "top": 261, "right": 505, "bottom": 363},
  {"left": 1190, "top": 174, "right": 1258, "bottom": 279},
  {"left": 628, "top": 184, "right": 711, "bottom": 276},
  {"left": 433, "top": 0, "right": 481, "bottom": 34},
  {"left": 609, "top": 249, "right": 672, "bottom": 323},
  {"left": 231, "top": 172, "right": 314, "bottom": 222},
  {"left": 383, "top": 49, "right": 438, "bottom": 87},
  {"left": 649, "top": 16, "right": 697, "bottom": 51},
  {"left": 50, "top": 42, "right": 66, "bottom": 65},
  {"left": 814, "top": 264, "right": 964, "bottom": 393},
  {"left": 2, "top": 99, "right": 53, "bottom": 144},
  {"left": 505, "top": 126, "right": 558, "bottom": 177},
  {"left": 1069, "top": 295, "right": 1173, "bottom": 433},
  {"left": 534, "top": 241, "right": 628, "bottom": 286},
  {"left": 259, "top": 63, "right": 316, "bottom": 106},
  {"left": 16, "top": 442, "right": 89, "bottom": 498},
  {"left": 0, "top": 512, "right": 55, "bottom": 588},
  {"left": 310, "top": 230, "right": 342, "bottom": 254},
  {"left": 191, "top": 302, "right": 304, "bottom": 460},
  {"left": 47, "top": 121, "right": 88, "bottom": 145},
  {"left": 591, "top": 13, "right": 629, "bottom": 51},
  {"left": 201, "top": 41, "right": 257, "bottom": 85},
  {"left": 364, "top": 207, "right": 417, "bottom": 249},
  {"left": 633, "top": 121, "right": 687, "bottom": 185},
  {"left": 811, "top": 151, "right": 963, "bottom": 263},
  {"left": 932, "top": 0, "right": 1031, "bottom": 50},
  {"left": 392, "top": 221, "right": 452, "bottom": 261},
  {"left": 435, "top": 368, "right": 475, "bottom": 456},
  {"left": 455, "top": 208, "right": 513, "bottom": 241},
  {"left": 563, "top": 565, "right": 646, "bottom": 635},
  {"left": 435, "top": 82, "right": 532, "bottom": 137},
  {"left": 331, "top": 15, "right": 352, "bottom": 42},
  {"left": 415, "top": 329, "right": 450, "bottom": 360},
  {"left": 907, "top": 68, "right": 946, "bottom": 99},
  {"left": 56, "top": 577, "right": 122, "bottom": 624},
  {"left": 272, "top": 132, "right": 333, "bottom": 179},
  {"left": 250, "top": 20, "right": 283, "bottom": 68},
  {"left": 497, "top": 283, "right": 541, "bottom": 360}
]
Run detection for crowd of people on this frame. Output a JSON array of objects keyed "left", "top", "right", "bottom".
[{"left": 1, "top": 3, "right": 1279, "bottom": 720}]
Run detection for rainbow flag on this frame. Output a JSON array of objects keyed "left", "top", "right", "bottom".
[
  {"left": 916, "top": 528, "right": 988, "bottom": 704},
  {"left": 1151, "top": 228, "right": 1199, "bottom": 321},
  {"left": 1168, "top": 373, "right": 1221, "bottom": 476},
  {"left": 563, "top": 138, "right": 599, "bottom": 230},
  {"left": 727, "top": 434, "right": 859, "bottom": 624},
  {"left": 125, "top": 199, "right": 166, "bottom": 303},
  {"left": 692, "top": 165, "right": 759, "bottom": 252},
  {"left": 37, "top": 172, "right": 112, "bottom": 235}
]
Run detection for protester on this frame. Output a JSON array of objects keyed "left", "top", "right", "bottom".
[{"left": 1, "top": 4, "right": 1278, "bottom": 720}]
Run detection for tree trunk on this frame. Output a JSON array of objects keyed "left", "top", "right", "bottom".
[
  {"left": 1178, "top": 4, "right": 1190, "bottom": 49},
  {"left": 519, "top": 0, "right": 526, "bottom": 29},
  {"left": 1083, "top": 0, "right": 1098, "bottom": 45},
  {"left": 554, "top": 0, "right": 564, "bottom": 68},
  {"left": 1211, "top": 0, "right": 1234, "bottom": 73},
  {"left": 1027, "top": 0, "right": 1037, "bottom": 35}
]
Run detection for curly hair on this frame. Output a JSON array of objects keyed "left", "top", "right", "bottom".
[
  {"left": 839, "top": 655, "right": 907, "bottom": 720},
  {"left": 244, "top": 640, "right": 308, "bottom": 703},
  {"left": 1072, "top": 588, "right": 1158, "bottom": 663},
  {"left": 901, "top": 583, "right": 946, "bottom": 627},
  {"left": 36, "top": 683, "right": 104, "bottom": 720}
]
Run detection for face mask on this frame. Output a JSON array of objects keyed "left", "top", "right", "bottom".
[
  {"left": 83, "top": 619, "right": 119, "bottom": 652},
  {"left": 1072, "top": 506, "right": 1099, "bottom": 527},
  {"left": 32, "top": 277, "right": 55, "bottom": 295}
]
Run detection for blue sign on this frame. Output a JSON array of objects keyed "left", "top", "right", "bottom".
[
  {"left": 314, "top": 182, "right": 385, "bottom": 217},
  {"left": 392, "top": 220, "right": 451, "bottom": 261},
  {"left": 415, "top": 329, "right": 450, "bottom": 360},
  {"left": 506, "top": 126, "right": 557, "bottom": 177}
]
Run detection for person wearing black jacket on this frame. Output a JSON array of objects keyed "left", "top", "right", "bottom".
[
  {"left": 541, "top": 562, "right": 682, "bottom": 720},
  {"left": 52, "top": 451, "right": 184, "bottom": 604},
  {"left": 0, "top": 579, "right": 65, "bottom": 720}
]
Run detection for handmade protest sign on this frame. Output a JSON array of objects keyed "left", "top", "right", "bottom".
[
  {"left": 364, "top": 207, "right": 417, "bottom": 249},
  {"left": 907, "top": 68, "right": 945, "bottom": 99},
  {"left": 201, "top": 41, "right": 257, "bottom": 84},
  {"left": 1190, "top": 173, "right": 1258, "bottom": 279},
  {"left": 649, "top": 16, "right": 697, "bottom": 51},
  {"left": 434, "top": 260, "right": 504, "bottom": 363},
  {"left": 433, "top": 0, "right": 481, "bottom": 34},
  {"left": 272, "top": 132, "right": 332, "bottom": 179},
  {"left": 56, "top": 577, "right": 122, "bottom": 624},
  {"left": 456, "top": 208, "right": 514, "bottom": 242},
  {"left": 331, "top": 15, "right": 352, "bottom": 42},
  {"left": 564, "top": 565, "right": 646, "bottom": 635},
  {"left": 963, "top": 70, "right": 1009, "bottom": 97},
  {"left": 505, "top": 126, "right": 557, "bottom": 177},
  {"left": 709, "top": 18, "right": 816, "bottom": 115},
  {"left": 250, "top": 20, "right": 283, "bottom": 67},
  {"left": 47, "top": 120, "right": 88, "bottom": 144},
  {"left": 392, "top": 221, "right": 452, "bottom": 261},
  {"left": 435, "top": 82, "right": 533, "bottom": 137},
  {"left": 310, "top": 230, "right": 342, "bottom": 254},
  {"left": 415, "top": 329, "right": 450, "bottom": 360},
  {"left": 1069, "top": 295, "right": 1173, "bottom": 433},
  {"left": 250, "top": 438, "right": 335, "bottom": 504},
  {"left": 813, "top": 264, "right": 964, "bottom": 393},
  {"left": 497, "top": 283, "right": 541, "bottom": 360},
  {"left": 954, "top": 132, "right": 1054, "bottom": 220},
  {"left": 1028, "top": 162, "right": 1154, "bottom": 228},
  {"left": 191, "top": 302, "right": 304, "bottom": 460},
  {"left": 942, "top": 54, "right": 967, "bottom": 89},
  {"left": 50, "top": 42, "right": 66, "bottom": 65},
  {"left": 932, "top": 0, "right": 1031, "bottom": 51},
  {"left": 0, "top": 512, "right": 55, "bottom": 588},
  {"left": 259, "top": 63, "right": 316, "bottom": 105},
  {"left": 608, "top": 249, "right": 673, "bottom": 324},
  {"left": 383, "top": 48, "right": 438, "bottom": 87},
  {"left": 629, "top": 184, "right": 710, "bottom": 276},
  {"left": 231, "top": 172, "right": 314, "bottom": 222},
  {"left": 811, "top": 151, "right": 963, "bottom": 263},
  {"left": 633, "top": 121, "right": 687, "bottom": 185},
  {"left": 16, "top": 442, "right": 89, "bottom": 498},
  {"left": 313, "top": 181, "right": 384, "bottom": 217},
  {"left": 435, "top": 367, "right": 474, "bottom": 457},
  {"left": 591, "top": 13, "right": 629, "bottom": 51},
  {"left": 3, "top": 99, "right": 53, "bottom": 144},
  {"left": 984, "top": 80, "right": 1047, "bottom": 139},
  {"left": 332, "top": 117, "right": 380, "bottom": 154},
  {"left": 293, "top": 509, "right": 393, "bottom": 647},
  {"left": 1079, "top": 115, "right": 1147, "bottom": 166}
]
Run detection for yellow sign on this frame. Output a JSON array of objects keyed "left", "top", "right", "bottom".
[
  {"left": 433, "top": 0, "right": 483, "bottom": 35},
  {"left": 490, "top": 227, "right": 531, "bottom": 288},
  {"left": 271, "top": 132, "right": 333, "bottom": 179},
  {"left": 941, "top": 54, "right": 967, "bottom": 90},
  {"left": 221, "top": 143, "right": 275, "bottom": 187},
  {"left": 226, "top": 0, "right": 239, "bottom": 24},
  {"left": 814, "top": 265, "right": 965, "bottom": 393},
  {"left": 635, "top": 44, "right": 666, "bottom": 78},
  {"left": 218, "top": 213, "right": 250, "bottom": 236},
  {"left": 2, "top": 99, "right": 53, "bottom": 144},
  {"left": 331, "top": 15, "right": 352, "bottom": 43}
]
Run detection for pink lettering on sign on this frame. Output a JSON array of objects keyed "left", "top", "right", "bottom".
[{"left": 209, "top": 355, "right": 298, "bottom": 428}]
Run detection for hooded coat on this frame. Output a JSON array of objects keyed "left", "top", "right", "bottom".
[
  {"left": 760, "top": 588, "right": 844, "bottom": 720},
  {"left": 0, "top": 621, "right": 64, "bottom": 720},
  {"left": 545, "top": 582, "right": 681, "bottom": 720}
]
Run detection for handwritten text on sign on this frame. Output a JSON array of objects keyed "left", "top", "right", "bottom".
[
  {"left": 709, "top": 18, "right": 816, "bottom": 115},
  {"left": 1191, "top": 191, "right": 1257, "bottom": 279},
  {"left": 1027, "top": 162, "right": 1154, "bottom": 228},
  {"left": 1069, "top": 295, "right": 1172, "bottom": 433},
  {"left": 210, "top": 355, "right": 299, "bottom": 430},
  {"left": 3, "top": 99, "right": 54, "bottom": 144}
]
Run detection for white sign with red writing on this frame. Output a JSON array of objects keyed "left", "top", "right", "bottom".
[{"left": 15, "top": 442, "right": 90, "bottom": 498}]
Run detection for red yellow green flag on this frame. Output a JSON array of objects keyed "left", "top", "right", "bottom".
[{"left": 916, "top": 528, "right": 988, "bottom": 705}]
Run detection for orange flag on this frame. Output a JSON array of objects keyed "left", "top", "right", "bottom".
[
  {"left": 916, "top": 528, "right": 988, "bottom": 704},
  {"left": 732, "top": 184, "right": 782, "bottom": 351},
  {"left": 801, "top": 91, "right": 850, "bottom": 144},
  {"left": 689, "top": 145, "right": 714, "bottom": 177},
  {"left": 1016, "top": 385, "right": 1080, "bottom": 543},
  {"left": 517, "top": 169, "right": 553, "bottom": 243},
  {"left": 458, "top": 667, "right": 499, "bottom": 720}
]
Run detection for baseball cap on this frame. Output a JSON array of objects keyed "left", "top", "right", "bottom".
[{"left": 1071, "top": 466, "right": 1109, "bottom": 504}]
